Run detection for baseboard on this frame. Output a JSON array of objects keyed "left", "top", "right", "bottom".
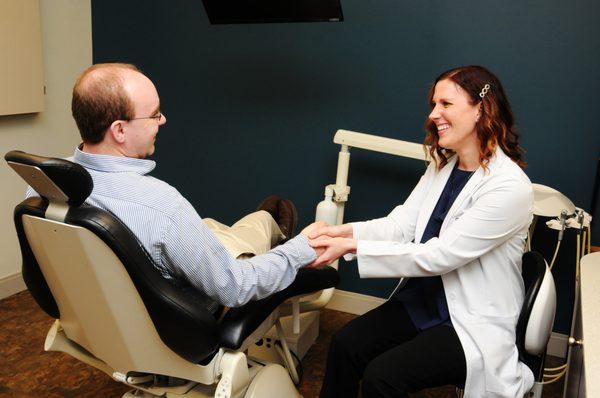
[
  {"left": 325, "top": 289, "right": 386, "bottom": 315},
  {"left": 0, "top": 272, "right": 26, "bottom": 300},
  {"left": 326, "top": 289, "right": 569, "bottom": 359}
]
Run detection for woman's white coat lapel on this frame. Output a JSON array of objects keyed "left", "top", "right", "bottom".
[{"left": 414, "top": 148, "right": 510, "bottom": 243}]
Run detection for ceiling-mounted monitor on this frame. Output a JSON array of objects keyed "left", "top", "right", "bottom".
[{"left": 202, "top": 0, "right": 343, "bottom": 24}]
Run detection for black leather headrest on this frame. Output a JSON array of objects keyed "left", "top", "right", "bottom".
[{"left": 5, "top": 150, "right": 92, "bottom": 207}]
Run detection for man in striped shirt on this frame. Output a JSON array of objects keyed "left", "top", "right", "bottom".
[{"left": 34, "top": 63, "right": 322, "bottom": 313}]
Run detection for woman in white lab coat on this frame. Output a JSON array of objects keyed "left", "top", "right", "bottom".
[{"left": 311, "top": 65, "right": 534, "bottom": 398}]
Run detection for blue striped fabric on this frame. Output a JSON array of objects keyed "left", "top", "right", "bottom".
[{"left": 27, "top": 147, "right": 316, "bottom": 307}]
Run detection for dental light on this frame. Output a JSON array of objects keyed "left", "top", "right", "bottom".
[
  {"left": 532, "top": 183, "right": 576, "bottom": 218},
  {"left": 529, "top": 185, "right": 592, "bottom": 386},
  {"left": 529, "top": 183, "right": 592, "bottom": 269}
]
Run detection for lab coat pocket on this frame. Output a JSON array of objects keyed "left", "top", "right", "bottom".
[{"left": 469, "top": 318, "right": 519, "bottom": 394}]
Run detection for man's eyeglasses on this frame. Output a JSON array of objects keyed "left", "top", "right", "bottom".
[{"left": 128, "top": 113, "right": 163, "bottom": 123}]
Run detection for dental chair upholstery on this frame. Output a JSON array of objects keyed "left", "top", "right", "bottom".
[{"left": 7, "top": 150, "right": 339, "bottom": 396}]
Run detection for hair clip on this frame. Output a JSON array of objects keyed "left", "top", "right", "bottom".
[{"left": 479, "top": 84, "right": 491, "bottom": 99}]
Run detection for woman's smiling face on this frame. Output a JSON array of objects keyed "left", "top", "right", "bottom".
[{"left": 428, "top": 79, "right": 480, "bottom": 152}]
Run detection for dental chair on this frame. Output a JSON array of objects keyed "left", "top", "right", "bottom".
[
  {"left": 456, "top": 251, "right": 557, "bottom": 398},
  {"left": 6, "top": 150, "right": 339, "bottom": 398}
]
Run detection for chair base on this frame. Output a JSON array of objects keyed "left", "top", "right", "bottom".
[
  {"left": 122, "top": 364, "right": 300, "bottom": 398},
  {"left": 46, "top": 320, "right": 301, "bottom": 398},
  {"left": 248, "top": 311, "right": 319, "bottom": 364}
]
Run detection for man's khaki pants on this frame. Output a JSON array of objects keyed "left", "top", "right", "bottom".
[{"left": 203, "top": 210, "right": 285, "bottom": 259}]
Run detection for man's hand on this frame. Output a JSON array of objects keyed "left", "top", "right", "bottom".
[
  {"left": 309, "top": 223, "right": 353, "bottom": 240},
  {"left": 300, "top": 221, "right": 328, "bottom": 237},
  {"left": 307, "top": 236, "right": 357, "bottom": 267},
  {"left": 300, "top": 221, "right": 328, "bottom": 266}
]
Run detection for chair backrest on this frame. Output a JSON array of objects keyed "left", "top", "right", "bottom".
[
  {"left": 516, "top": 251, "right": 557, "bottom": 377},
  {"left": 6, "top": 151, "right": 222, "bottom": 381}
]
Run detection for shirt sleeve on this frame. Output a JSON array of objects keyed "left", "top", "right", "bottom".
[
  {"left": 356, "top": 174, "right": 533, "bottom": 278},
  {"left": 160, "top": 197, "right": 317, "bottom": 307}
]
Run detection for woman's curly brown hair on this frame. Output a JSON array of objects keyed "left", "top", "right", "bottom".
[{"left": 424, "top": 65, "right": 526, "bottom": 170}]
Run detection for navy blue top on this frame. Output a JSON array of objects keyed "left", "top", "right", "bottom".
[{"left": 393, "top": 164, "right": 474, "bottom": 330}]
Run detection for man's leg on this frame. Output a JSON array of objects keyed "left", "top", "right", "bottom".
[
  {"left": 203, "top": 210, "right": 284, "bottom": 259},
  {"left": 360, "top": 324, "right": 467, "bottom": 398},
  {"left": 320, "top": 300, "right": 419, "bottom": 398},
  {"left": 255, "top": 195, "right": 297, "bottom": 240}
]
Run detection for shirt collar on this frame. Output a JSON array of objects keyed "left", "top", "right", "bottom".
[{"left": 73, "top": 145, "right": 156, "bottom": 175}]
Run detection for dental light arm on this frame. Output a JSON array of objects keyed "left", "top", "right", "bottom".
[
  {"left": 333, "top": 129, "right": 429, "bottom": 161},
  {"left": 287, "top": 130, "right": 430, "bottom": 314}
]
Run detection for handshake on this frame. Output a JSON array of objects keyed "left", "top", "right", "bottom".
[{"left": 299, "top": 222, "right": 357, "bottom": 268}]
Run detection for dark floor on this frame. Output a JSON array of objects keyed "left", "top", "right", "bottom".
[{"left": 1, "top": 291, "right": 565, "bottom": 397}]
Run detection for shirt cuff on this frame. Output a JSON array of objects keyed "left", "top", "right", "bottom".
[{"left": 285, "top": 234, "right": 317, "bottom": 268}]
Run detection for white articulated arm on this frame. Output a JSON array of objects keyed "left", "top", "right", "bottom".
[{"left": 302, "top": 129, "right": 429, "bottom": 312}]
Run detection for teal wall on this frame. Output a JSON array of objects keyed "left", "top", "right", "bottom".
[{"left": 92, "top": 0, "right": 599, "bottom": 333}]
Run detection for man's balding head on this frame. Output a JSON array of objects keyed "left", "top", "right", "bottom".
[{"left": 72, "top": 63, "right": 142, "bottom": 144}]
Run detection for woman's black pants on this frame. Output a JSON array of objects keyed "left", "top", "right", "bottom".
[{"left": 319, "top": 299, "right": 467, "bottom": 398}]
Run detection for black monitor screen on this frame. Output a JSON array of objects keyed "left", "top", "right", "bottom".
[{"left": 202, "top": 0, "right": 344, "bottom": 24}]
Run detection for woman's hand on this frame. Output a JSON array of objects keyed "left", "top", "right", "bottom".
[
  {"left": 300, "top": 221, "right": 328, "bottom": 237},
  {"left": 307, "top": 236, "right": 357, "bottom": 267},
  {"left": 309, "top": 223, "right": 354, "bottom": 240}
]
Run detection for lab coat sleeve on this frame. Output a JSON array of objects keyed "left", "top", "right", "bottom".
[
  {"left": 356, "top": 174, "right": 533, "bottom": 278},
  {"left": 351, "top": 162, "right": 434, "bottom": 243}
]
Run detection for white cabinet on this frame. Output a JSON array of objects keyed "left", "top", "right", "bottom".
[
  {"left": 566, "top": 252, "right": 600, "bottom": 397},
  {"left": 0, "top": 0, "right": 44, "bottom": 116}
]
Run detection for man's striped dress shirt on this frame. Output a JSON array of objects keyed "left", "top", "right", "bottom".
[{"left": 27, "top": 147, "right": 316, "bottom": 308}]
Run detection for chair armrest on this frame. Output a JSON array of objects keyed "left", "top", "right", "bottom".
[{"left": 218, "top": 266, "right": 339, "bottom": 349}]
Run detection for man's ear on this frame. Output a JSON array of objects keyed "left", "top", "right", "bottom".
[{"left": 108, "top": 120, "right": 126, "bottom": 144}]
